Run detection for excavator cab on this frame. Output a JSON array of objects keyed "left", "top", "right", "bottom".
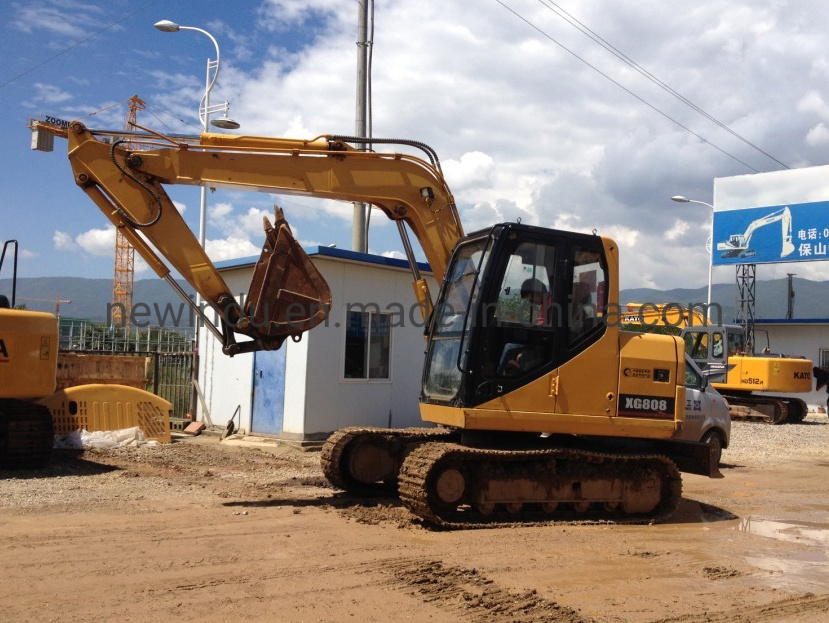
[
  {"left": 682, "top": 325, "right": 746, "bottom": 383},
  {"left": 422, "top": 223, "right": 608, "bottom": 409}
]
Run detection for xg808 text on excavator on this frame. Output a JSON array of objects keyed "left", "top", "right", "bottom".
[{"left": 33, "top": 120, "right": 720, "bottom": 527}]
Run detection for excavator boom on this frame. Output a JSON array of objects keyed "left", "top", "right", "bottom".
[{"left": 48, "top": 121, "right": 463, "bottom": 354}]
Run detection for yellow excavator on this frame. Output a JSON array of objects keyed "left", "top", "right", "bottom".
[
  {"left": 1, "top": 238, "right": 175, "bottom": 468},
  {"left": 624, "top": 303, "right": 813, "bottom": 423},
  {"left": 31, "top": 120, "right": 721, "bottom": 526},
  {"left": 0, "top": 241, "right": 56, "bottom": 468}
]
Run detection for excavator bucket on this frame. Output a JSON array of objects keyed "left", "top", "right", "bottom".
[{"left": 244, "top": 206, "right": 332, "bottom": 345}]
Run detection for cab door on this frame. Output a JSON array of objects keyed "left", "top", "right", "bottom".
[
  {"left": 553, "top": 242, "right": 615, "bottom": 416},
  {"left": 468, "top": 235, "right": 559, "bottom": 412}
]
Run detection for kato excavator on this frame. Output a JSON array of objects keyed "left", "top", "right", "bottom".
[
  {"left": 32, "top": 119, "right": 720, "bottom": 527},
  {"left": 624, "top": 303, "right": 813, "bottom": 423}
]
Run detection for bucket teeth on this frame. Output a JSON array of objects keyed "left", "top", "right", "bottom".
[{"left": 243, "top": 204, "right": 332, "bottom": 343}]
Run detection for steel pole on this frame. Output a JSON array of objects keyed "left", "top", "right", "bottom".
[{"left": 352, "top": 0, "right": 369, "bottom": 253}]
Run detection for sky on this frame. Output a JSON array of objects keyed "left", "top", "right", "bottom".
[{"left": 2, "top": 0, "right": 829, "bottom": 292}]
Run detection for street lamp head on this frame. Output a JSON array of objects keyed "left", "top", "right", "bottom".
[
  {"left": 210, "top": 115, "right": 240, "bottom": 130},
  {"left": 671, "top": 195, "right": 690, "bottom": 203},
  {"left": 154, "top": 20, "right": 180, "bottom": 32}
]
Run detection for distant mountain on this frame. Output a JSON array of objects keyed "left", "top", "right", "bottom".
[
  {"left": 620, "top": 277, "right": 829, "bottom": 322},
  {"left": 3, "top": 275, "right": 828, "bottom": 325},
  {"left": 0, "top": 277, "right": 195, "bottom": 325}
]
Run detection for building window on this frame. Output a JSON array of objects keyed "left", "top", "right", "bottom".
[
  {"left": 343, "top": 310, "right": 391, "bottom": 380},
  {"left": 820, "top": 348, "right": 829, "bottom": 370}
]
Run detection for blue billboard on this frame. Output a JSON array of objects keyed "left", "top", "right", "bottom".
[{"left": 712, "top": 200, "right": 829, "bottom": 266}]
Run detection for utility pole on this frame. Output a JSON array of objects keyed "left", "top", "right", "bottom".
[
  {"left": 352, "top": 0, "right": 369, "bottom": 253},
  {"left": 786, "top": 273, "right": 795, "bottom": 319}
]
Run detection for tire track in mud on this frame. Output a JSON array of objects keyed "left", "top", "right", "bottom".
[
  {"left": 384, "top": 558, "right": 593, "bottom": 623},
  {"left": 652, "top": 593, "right": 829, "bottom": 623}
]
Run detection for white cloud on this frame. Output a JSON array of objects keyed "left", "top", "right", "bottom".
[
  {"left": 239, "top": 207, "right": 277, "bottom": 237},
  {"left": 806, "top": 123, "right": 829, "bottom": 146},
  {"left": 206, "top": 237, "right": 260, "bottom": 261},
  {"left": 443, "top": 152, "right": 495, "bottom": 191},
  {"left": 210, "top": 202, "right": 233, "bottom": 219},
  {"left": 54, "top": 227, "right": 114, "bottom": 257},
  {"left": 12, "top": 1, "right": 104, "bottom": 38},
  {"left": 75, "top": 227, "right": 115, "bottom": 257},
  {"left": 29, "top": 83, "right": 72, "bottom": 105},
  {"left": 380, "top": 250, "right": 406, "bottom": 260},
  {"left": 665, "top": 220, "right": 690, "bottom": 241},
  {"left": 796, "top": 91, "right": 829, "bottom": 119},
  {"left": 53, "top": 231, "right": 77, "bottom": 251}
]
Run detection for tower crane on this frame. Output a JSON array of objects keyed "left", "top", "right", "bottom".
[
  {"left": 111, "top": 95, "right": 144, "bottom": 329},
  {"left": 17, "top": 296, "right": 72, "bottom": 317}
]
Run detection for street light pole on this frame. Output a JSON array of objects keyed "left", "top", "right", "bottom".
[
  {"left": 671, "top": 195, "right": 715, "bottom": 312},
  {"left": 155, "top": 20, "right": 240, "bottom": 422},
  {"left": 154, "top": 20, "right": 240, "bottom": 251}
]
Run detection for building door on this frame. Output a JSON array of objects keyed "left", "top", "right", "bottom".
[{"left": 251, "top": 348, "right": 286, "bottom": 435}]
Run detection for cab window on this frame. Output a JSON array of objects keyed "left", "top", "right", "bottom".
[
  {"left": 485, "top": 240, "right": 557, "bottom": 379},
  {"left": 569, "top": 247, "right": 606, "bottom": 345},
  {"left": 684, "top": 331, "right": 709, "bottom": 361},
  {"left": 684, "top": 362, "right": 702, "bottom": 388},
  {"left": 712, "top": 332, "right": 724, "bottom": 359},
  {"left": 727, "top": 331, "right": 745, "bottom": 356}
]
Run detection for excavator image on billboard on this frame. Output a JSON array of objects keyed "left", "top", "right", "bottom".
[
  {"left": 29, "top": 119, "right": 722, "bottom": 527},
  {"left": 716, "top": 206, "right": 795, "bottom": 260}
]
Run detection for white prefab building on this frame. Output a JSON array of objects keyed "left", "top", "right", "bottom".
[
  {"left": 197, "top": 247, "right": 438, "bottom": 442},
  {"left": 754, "top": 318, "right": 829, "bottom": 410}
]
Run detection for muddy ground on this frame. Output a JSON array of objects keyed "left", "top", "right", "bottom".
[{"left": 1, "top": 417, "right": 828, "bottom": 623}]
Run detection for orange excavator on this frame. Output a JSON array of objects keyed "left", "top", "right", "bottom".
[{"left": 30, "top": 119, "right": 722, "bottom": 526}]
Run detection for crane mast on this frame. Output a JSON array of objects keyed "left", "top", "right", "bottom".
[{"left": 111, "top": 96, "right": 145, "bottom": 329}]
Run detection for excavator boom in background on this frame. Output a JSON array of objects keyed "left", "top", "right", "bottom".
[{"left": 29, "top": 119, "right": 721, "bottom": 527}]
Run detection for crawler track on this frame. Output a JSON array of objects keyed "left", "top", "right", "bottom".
[
  {"left": 0, "top": 399, "right": 53, "bottom": 469},
  {"left": 398, "top": 442, "right": 682, "bottom": 528},
  {"left": 724, "top": 394, "right": 807, "bottom": 424},
  {"left": 321, "top": 426, "right": 457, "bottom": 496}
]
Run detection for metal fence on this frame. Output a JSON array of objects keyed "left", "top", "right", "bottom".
[
  {"left": 58, "top": 319, "right": 196, "bottom": 425},
  {"left": 59, "top": 318, "right": 194, "bottom": 353},
  {"left": 150, "top": 351, "right": 195, "bottom": 429}
]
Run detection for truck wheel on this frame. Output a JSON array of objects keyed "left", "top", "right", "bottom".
[{"left": 701, "top": 431, "right": 723, "bottom": 466}]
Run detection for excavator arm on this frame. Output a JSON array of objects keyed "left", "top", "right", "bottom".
[{"left": 40, "top": 121, "right": 463, "bottom": 354}]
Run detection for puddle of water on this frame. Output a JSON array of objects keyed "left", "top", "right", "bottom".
[
  {"left": 737, "top": 517, "right": 829, "bottom": 548},
  {"left": 737, "top": 517, "right": 829, "bottom": 591}
]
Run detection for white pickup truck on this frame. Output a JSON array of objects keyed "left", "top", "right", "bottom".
[{"left": 676, "top": 354, "right": 731, "bottom": 465}]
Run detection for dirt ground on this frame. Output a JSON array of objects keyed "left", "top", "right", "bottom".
[{"left": 1, "top": 419, "right": 828, "bottom": 623}]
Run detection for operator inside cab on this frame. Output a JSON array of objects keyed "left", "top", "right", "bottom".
[{"left": 499, "top": 278, "right": 554, "bottom": 375}]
